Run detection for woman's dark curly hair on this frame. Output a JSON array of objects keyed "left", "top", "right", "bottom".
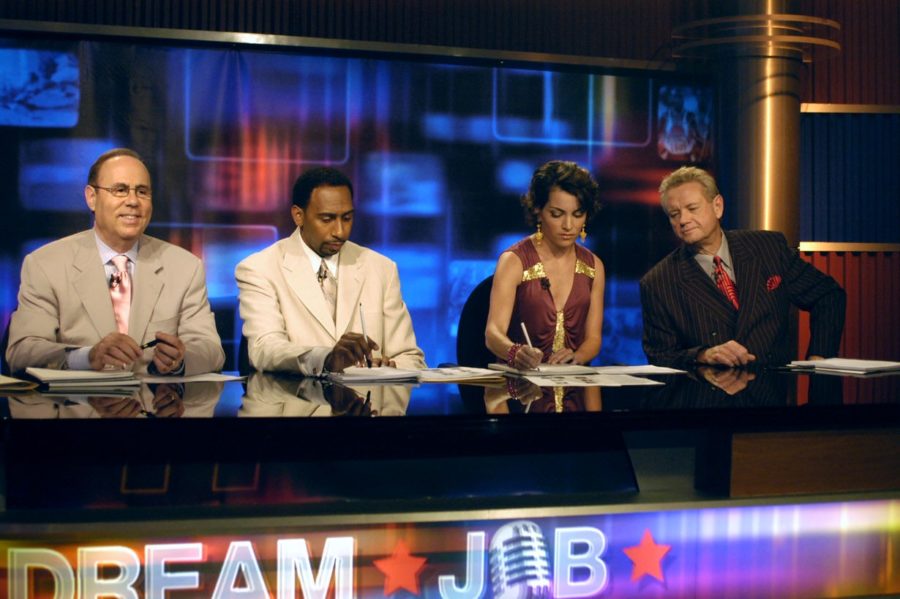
[{"left": 520, "top": 160, "right": 602, "bottom": 227}]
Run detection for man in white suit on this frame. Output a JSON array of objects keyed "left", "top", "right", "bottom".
[
  {"left": 235, "top": 167, "right": 425, "bottom": 374},
  {"left": 5, "top": 148, "right": 224, "bottom": 375}
]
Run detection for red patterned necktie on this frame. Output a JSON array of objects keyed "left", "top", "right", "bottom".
[
  {"left": 713, "top": 255, "right": 739, "bottom": 310},
  {"left": 109, "top": 255, "right": 131, "bottom": 334}
]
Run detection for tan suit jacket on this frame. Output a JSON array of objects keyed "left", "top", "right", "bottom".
[
  {"left": 6, "top": 230, "right": 225, "bottom": 375},
  {"left": 235, "top": 230, "right": 425, "bottom": 373}
]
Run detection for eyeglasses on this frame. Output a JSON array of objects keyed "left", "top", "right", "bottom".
[{"left": 91, "top": 184, "right": 153, "bottom": 200}]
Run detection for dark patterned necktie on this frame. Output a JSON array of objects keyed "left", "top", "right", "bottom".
[{"left": 714, "top": 256, "right": 739, "bottom": 310}]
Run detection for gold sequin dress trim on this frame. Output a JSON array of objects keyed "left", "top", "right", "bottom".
[
  {"left": 553, "top": 387, "right": 565, "bottom": 412},
  {"left": 522, "top": 262, "right": 547, "bottom": 282},
  {"left": 523, "top": 259, "right": 594, "bottom": 283},
  {"left": 552, "top": 310, "right": 565, "bottom": 353},
  {"left": 574, "top": 259, "right": 595, "bottom": 279}
]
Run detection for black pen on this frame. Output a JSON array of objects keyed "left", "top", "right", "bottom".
[{"left": 141, "top": 339, "right": 160, "bottom": 350}]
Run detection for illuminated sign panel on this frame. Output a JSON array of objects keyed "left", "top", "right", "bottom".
[{"left": 4, "top": 499, "right": 899, "bottom": 598}]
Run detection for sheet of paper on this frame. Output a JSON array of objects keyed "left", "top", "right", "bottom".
[
  {"left": 789, "top": 358, "right": 900, "bottom": 374},
  {"left": 25, "top": 366, "right": 139, "bottom": 384},
  {"left": 329, "top": 366, "right": 420, "bottom": 383},
  {"left": 138, "top": 372, "right": 246, "bottom": 384},
  {"left": 593, "top": 365, "right": 686, "bottom": 375},
  {"left": 0, "top": 374, "right": 39, "bottom": 391},
  {"left": 418, "top": 367, "right": 504, "bottom": 383},
  {"left": 488, "top": 363, "right": 596, "bottom": 376},
  {"left": 522, "top": 373, "right": 664, "bottom": 387}
]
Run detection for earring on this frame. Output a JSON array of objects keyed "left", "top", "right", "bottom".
[
  {"left": 535, "top": 222, "right": 543, "bottom": 244},
  {"left": 580, "top": 224, "right": 587, "bottom": 242}
]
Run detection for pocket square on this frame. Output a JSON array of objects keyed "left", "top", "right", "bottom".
[{"left": 766, "top": 275, "right": 782, "bottom": 291}]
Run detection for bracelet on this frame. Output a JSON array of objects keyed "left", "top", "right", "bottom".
[{"left": 507, "top": 343, "right": 524, "bottom": 367}]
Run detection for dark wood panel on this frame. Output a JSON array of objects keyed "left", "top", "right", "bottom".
[{"left": 730, "top": 429, "right": 900, "bottom": 497}]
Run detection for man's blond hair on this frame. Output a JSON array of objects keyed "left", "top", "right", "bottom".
[{"left": 659, "top": 166, "right": 719, "bottom": 209}]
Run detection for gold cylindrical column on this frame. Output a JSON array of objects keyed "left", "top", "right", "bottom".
[
  {"left": 718, "top": 52, "right": 801, "bottom": 243},
  {"left": 672, "top": 1, "right": 840, "bottom": 246}
]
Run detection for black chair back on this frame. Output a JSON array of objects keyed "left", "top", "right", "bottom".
[
  {"left": 455, "top": 275, "right": 496, "bottom": 368},
  {"left": 238, "top": 334, "right": 252, "bottom": 375},
  {"left": 0, "top": 318, "right": 9, "bottom": 376}
]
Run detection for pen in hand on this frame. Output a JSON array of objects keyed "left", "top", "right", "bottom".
[
  {"left": 141, "top": 339, "right": 160, "bottom": 350},
  {"left": 520, "top": 322, "right": 534, "bottom": 348},
  {"left": 518, "top": 322, "right": 542, "bottom": 370},
  {"left": 358, "top": 303, "right": 372, "bottom": 367}
]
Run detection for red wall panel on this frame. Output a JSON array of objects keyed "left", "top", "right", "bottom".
[{"left": 800, "top": 248, "right": 899, "bottom": 361}]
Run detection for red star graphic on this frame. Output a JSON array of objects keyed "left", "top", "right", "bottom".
[
  {"left": 373, "top": 539, "right": 428, "bottom": 596},
  {"left": 623, "top": 529, "right": 671, "bottom": 583}
]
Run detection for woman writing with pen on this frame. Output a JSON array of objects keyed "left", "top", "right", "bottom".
[{"left": 485, "top": 160, "right": 605, "bottom": 370}]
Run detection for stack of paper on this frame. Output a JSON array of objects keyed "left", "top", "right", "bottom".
[
  {"left": 0, "top": 374, "right": 38, "bottom": 392},
  {"left": 789, "top": 358, "right": 900, "bottom": 375},
  {"left": 418, "top": 367, "right": 505, "bottom": 384},
  {"left": 25, "top": 367, "right": 141, "bottom": 389},
  {"left": 328, "top": 366, "right": 421, "bottom": 384}
]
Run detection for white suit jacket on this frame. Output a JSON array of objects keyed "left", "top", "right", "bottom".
[
  {"left": 235, "top": 230, "right": 425, "bottom": 374},
  {"left": 6, "top": 230, "right": 225, "bottom": 375}
]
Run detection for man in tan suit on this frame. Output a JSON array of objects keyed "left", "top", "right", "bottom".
[
  {"left": 235, "top": 167, "right": 425, "bottom": 374},
  {"left": 5, "top": 148, "right": 224, "bottom": 375}
]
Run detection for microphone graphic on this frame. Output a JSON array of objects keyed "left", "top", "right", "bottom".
[
  {"left": 540, "top": 278, "right": 551, "bottom": 291},
  {"left": 489, "top": 521, "right": 551, "bottom": 599}
]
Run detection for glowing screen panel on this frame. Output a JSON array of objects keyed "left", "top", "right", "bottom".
[{"left": 0, "top": 36, "right": 714, "bottom": 367}]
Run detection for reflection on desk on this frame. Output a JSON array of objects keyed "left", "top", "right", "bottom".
[
  {"left": 485, "top": 379, "right": 602, "bottom": 413},
  {"left": 6, "top": 381, "right": 224, "bottom": 418},
  {"left": 0, "top": 369, "right": 897, "bottom": 512},
  {"left": 2, "top": 369, "right": 898, "bottom": 420},
  {"left": 240, "top": 373, "right": 412, "bottom": 417}
]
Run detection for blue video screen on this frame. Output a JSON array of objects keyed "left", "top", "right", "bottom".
[{"left": 0, "top": 35, "right": 714, "bottom": 368}]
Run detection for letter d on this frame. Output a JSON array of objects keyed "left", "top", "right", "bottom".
[{"left": 9, "top": 548, "right": 75, "bottom": 599}]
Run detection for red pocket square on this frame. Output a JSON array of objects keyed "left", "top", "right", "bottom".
[{"left": 766, "top": 275, "right": 782, "bottom": 291}]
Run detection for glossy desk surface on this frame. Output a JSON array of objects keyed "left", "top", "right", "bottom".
[{"left": 1, "top": 368, "right": 898, "bottom": 516}]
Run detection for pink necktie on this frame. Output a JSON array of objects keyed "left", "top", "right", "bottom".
[
  {"left": 109, "top": 255, "right": 131, "bottom": 334},
  {"left": 713, "top": 256, "right": 740, "bottom": 310}
]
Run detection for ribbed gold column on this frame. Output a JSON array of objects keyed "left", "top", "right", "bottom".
[
  {"left": 672, "top": 1, "right": 840, "bottom": 246},
  {"left": 720, "top": 44, "right": 801, "bottom": 242}
]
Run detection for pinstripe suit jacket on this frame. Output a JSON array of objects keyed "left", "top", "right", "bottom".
[{"left": 639, "top": 230, "right": 845, "bottom": 368}]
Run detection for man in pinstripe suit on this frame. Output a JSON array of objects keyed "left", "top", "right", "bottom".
[{"left": 640, "top": 167, "right": 845, "bottom": 368}]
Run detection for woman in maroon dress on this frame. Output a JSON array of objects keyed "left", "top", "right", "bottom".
[{"left": 486, "top": 160, "right": 605, "bottom": 369}]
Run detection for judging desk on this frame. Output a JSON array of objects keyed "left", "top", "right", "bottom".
[{"left": 1, "top": 369, "right": 899, "bottom": 598}]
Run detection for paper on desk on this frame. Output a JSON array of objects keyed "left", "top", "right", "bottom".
[
  {"left": 26, "top": 366, "right": 140, "bottom": 387},
  {"left": 328, "top": 366, "right": 420, "bottom": 384},
  {"left": 0, "top": 374, "right": 38, "bottom": 391},
  {"left": 138, "top": 372, "right": 246, "bottom": 384},
  {"left": 592, "top": 364, "right": 686, "bottom": 375},
  {"left": 418, "top": 367, "right": 504, "bottom": 383},
  {"left": 523, "top": 373, "right": 664, "bottom": 387},
  {"left": 488, "top": 363, "right": 596, "bottom": 375},
  {"left": 789, "top": 358, "right": 900, "bottom": 374}
]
